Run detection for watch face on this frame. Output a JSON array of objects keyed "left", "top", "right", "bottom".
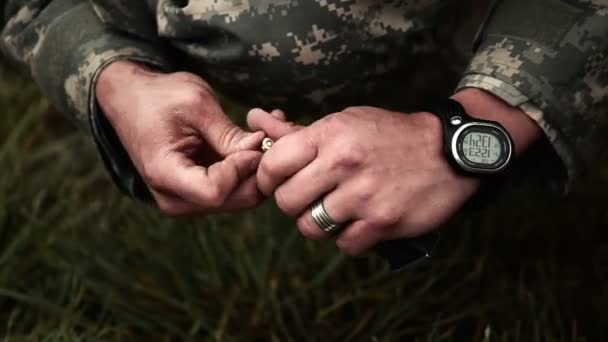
[{"left": 452, "top": 123, "right": 512, "bottom": 173}]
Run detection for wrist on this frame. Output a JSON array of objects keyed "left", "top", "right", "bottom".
[
  {"left": 95, "top": 60, "right": 160, "bottom": 123},
  {"left": 451, "top": 88, "right": 542, "bottom": 156}
]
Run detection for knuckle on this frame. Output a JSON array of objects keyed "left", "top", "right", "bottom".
[
  {"left": 353, "top": 175, "right": 377, "bottom": 202},
  {"left": 178, "top": 87, "right": 207, "bottom": 107},
  {"left": 141, "top": 164, "right": 164, "bottom": 190},
  {"left": 369, "top": 206, "right": 401, "bottom": 228},
  {"left": 323, "top": 111, "right": 341, "bottom": 122},
  {"left": 313, "top": 113, "right": 348, "bottom": 143},
  {"left": 171, "top": 72, "right": 203, "bottom": 85},
  {"left": 342, "top": 106, "right": 360, "bottom": 114},
  {"left": 274, "top": 189, "right": 298, "bottom": 216},
  {"left": 171, "top": 85, "right": 215, "bottom": 110},
  {"left": 330, "top": 143, "right": 365, "bottom": 170},
  {"left": 259, "top": 158, "right": 279, "bottom": 180},
  {"left": 202, "top": 184, "right": 224, "bottom": 209},
  {"left": 343, "top": 106, "right": 374, "bottom": 114},
  {"left": 322, "top": 112, "right": 347, "bottom": 129}
]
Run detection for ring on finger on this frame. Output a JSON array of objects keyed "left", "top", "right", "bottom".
[{"left": 311, "top": 199, "right": 343, "bottom": 234}]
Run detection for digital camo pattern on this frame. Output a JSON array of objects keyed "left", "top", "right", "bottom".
[
  {"left": 151, "top": 0, "right": 454, "bottom": 110},
  {"left": 460, "top": 0, "right": 608, "bottom": 182},
  {"left": 1, "top": 0, "right": 170, "bottom": 133},
  {"left": 1, "top": 0, "right": 606, "bottom": 196},
  {"left": 1, "top": 0, "right": 475, "bottom": 120}
]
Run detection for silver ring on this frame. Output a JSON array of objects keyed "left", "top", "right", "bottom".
[{"left": 311, "top": 200, "right": 343, "bottom": 234}]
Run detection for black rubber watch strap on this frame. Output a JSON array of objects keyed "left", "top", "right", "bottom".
[{"left": 434, "top": 99, "right": 472, "bottom": 145}]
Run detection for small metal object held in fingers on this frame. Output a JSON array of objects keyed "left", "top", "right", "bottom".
[
  {"left": 311, "top": 200, "right": 343, "bottom": 234},
  {"left": 261, "top": 137, "right": 274, "bottom": 152}
]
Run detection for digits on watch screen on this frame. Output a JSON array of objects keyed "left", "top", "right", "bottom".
[{"left": 462, "top": 132, "right": 501, "bottom": 165}]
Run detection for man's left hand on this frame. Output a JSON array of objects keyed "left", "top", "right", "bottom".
[{"left": 248, "top": 106, "right": 479, "bottom": 255}]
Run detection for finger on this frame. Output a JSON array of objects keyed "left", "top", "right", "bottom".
[
  {"left": 151, "top": 176, "right": 263, "bottom": 215},
  {"left": 247, "top": 108, "right": 301, "bottom": 140},
  {"left": 155, "top": 150, "right": 261, "bottom": 210},
  {"left": 336, "top": 192, "right": 447, "bottom": 256},
  {"left": 337, "top": 184, "right": 459, "bottom": 255},
  {"left": 336, "top": 220, "right": 384, "bottom": 256},
  {"left": 256, "top": 131, "right": 317, "bottom": 195},
  {"left": 294, "top": 184, "right": 361, "bottom": 240},
  {"left": 221, "top": 175, "right": 265, "bottom": 210},
  {"left": 273, "top": 157, "right": 345, "bottom": 217},
  {"left": 198, "top": 107, "right": 265, "bottom": 156},
  {"left": 270, "top": 109, "right": 286, "bottom": 121}
]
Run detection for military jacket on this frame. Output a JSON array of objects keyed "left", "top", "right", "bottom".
[{"left": 1, "top": 0, "right": 607, "bottom": 197}]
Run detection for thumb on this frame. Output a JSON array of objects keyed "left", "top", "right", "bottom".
[
  {"left": 198, "top": 110, "right": 265, "bottom": 156},
  {"left": 247, "top": 108, "right": 302, "bottom": 140}
]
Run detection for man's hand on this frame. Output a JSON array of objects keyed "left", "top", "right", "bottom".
[
  {"left": 248, "top": 89, "right": 541, "bottom": 255},
  {"left": 96, "top": 61, "right": 265, "bottom": 215}
]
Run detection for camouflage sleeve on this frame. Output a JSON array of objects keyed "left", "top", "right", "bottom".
[
  {"left": 457, "top": 0, "right": 608, "bottom": 188},
  {"left": 1, "top": 0, "right": 172, "bottom": 198}
]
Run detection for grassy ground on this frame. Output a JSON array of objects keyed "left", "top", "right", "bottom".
[{"left": 1, "top": 62, "right": 608, "bottom": 341}]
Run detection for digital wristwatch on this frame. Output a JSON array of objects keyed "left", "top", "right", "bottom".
[{"left": 431, "top": 99, "right": 514, "bottom": 175}]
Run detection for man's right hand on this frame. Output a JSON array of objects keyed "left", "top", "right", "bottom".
[{"left": 95, "top": 60, "right": 265, "bottom": 215}]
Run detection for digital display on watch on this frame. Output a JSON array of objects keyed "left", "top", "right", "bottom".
[{"left": 461, "top": 132, "right": 502, "bottom": 165}]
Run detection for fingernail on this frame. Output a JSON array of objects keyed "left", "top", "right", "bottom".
[{"left": 239, "top": 131, "right": 265, "bottom": 149}]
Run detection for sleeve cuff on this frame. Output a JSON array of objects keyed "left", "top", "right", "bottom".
[{"left": 88, "top": 55, "right": 171, "bottom": 200}]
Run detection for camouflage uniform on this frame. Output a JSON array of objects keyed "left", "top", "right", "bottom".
[{"left": 1, "top": 0, "right": 607, "bottom": 197}]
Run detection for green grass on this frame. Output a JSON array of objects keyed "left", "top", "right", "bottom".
[{"left": 1, "top": 63, "right": 607, "bottom": 341}]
